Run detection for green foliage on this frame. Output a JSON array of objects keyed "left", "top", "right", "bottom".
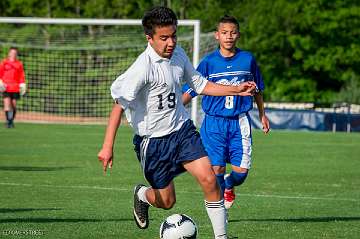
[
  {"left": 232, "top": 0, "right": 360, "bottom": 103},
  {"left": 337, "top": 73, "right": 360, "bottom": 103},
  {"left": 1, "top": 0, "right": 359, "bottom": 103}
]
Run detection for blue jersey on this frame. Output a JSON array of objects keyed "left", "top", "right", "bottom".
[{"left": 182, "top": 48, "right": 264, "bottom": 117}]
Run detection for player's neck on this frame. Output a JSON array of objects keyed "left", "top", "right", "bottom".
[{"left": 219, "top": 47, "right": 236, "bottom": 58}]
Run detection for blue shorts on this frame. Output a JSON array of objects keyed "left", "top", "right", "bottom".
[
  {"left": 133, "top": 120, "right": 208, "bottom": 189},
  {"left": 200, "top": 114, "right": 252, "bottom": 169}
]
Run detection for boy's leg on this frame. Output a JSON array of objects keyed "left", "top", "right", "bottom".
[
  {"left": 213, "top": 165, "right": 226, "bottom": 193},
  {"left": 224, "top": 166, "right": 248, "bottom": 209},
  {"left": 225, "top": 113, "right": 252, "bottom": 209},
  {"left": 3, "top": 96, "right": 12, "bottom": 127},
  {"left": 134, "top": 182, "right": 176, "bottom": 229},
  {"left": 11, "top": 98, "right": 17, "bottom": 120},
  {"left": 134, "top": 181, "right": 176, "bottom": 229},
  {"left": 137, "top": 181, "right": 176, "bottom": 209},
  {"left": 132, "top": 133, "right": 180, "bottom": 229},
  {"left": 183, "top": 156, "right": 227, "bottom": 239},
  {"left": 200, "top": 116, "right": 228, "bottom": 201}
]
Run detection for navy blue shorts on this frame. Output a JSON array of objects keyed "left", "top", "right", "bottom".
[{"left": 133, "top": 120, "right": 208, "bottom": 189}]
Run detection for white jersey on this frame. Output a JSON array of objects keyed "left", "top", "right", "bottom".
[{"left": 111, "top": 44, "right": 208, "bottom": 138}]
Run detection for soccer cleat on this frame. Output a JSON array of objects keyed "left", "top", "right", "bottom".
[
  {"left": 224, "top": 174, "right": 235, "bottom": 209},
  {"left": 224, "top": 188, "right": 235, "bottom": 209},
  {"left": 133, "top": 184, "right": 150, "bottom": 229}
]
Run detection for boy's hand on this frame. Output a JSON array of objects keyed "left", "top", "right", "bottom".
[
  {"left": 20, "top": 83, "right": 26, "bottom": 96},
  {"left": 261, "top": 115, "right": 270, "bottom": 134},
  {"left": 237, "top": 81, "right": 257, "bottom": 96},
  {"left": 98, "top": 147, "right": 113, "bottom": 174}
]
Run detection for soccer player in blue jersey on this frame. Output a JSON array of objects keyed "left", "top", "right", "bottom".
[{"left": 183, "top": 15, "right": 270, "bottom": 210}]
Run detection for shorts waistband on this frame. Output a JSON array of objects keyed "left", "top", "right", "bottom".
[
  {"left": 205, "top": 113, "right": 247, "bottom": 120},
  {"left": 135, "top": 120, "right": 193, "bottom": 140}
]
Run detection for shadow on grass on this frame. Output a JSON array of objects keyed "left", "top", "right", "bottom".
[
  {"left": 0, "top": 208, "right": 61, "bottom": 213},
  {"left": 0, "top": 166, "right": 78, "bottom": 171},
  {"left": 0, "top": 218, "right": 134, "bottom": 223},
  {"left": 230, "top": 216, "right": 360, "bottom": 223}
]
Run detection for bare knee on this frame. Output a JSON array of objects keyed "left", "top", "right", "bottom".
[
  {"left": 199, "top": 173, "right": 218, "bottom": 191},
  {"left": 198, "top": 173, "right": 221, "bottom": 202}
]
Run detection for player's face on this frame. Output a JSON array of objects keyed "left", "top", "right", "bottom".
[
  {"left": 8, "top": 49, "right": 18, "bottom": 61},
  {"left": 147, "top": 25, "right": 177, "bottom": 59},
  {"left": 215, "top": 22, "right": 239, "bottom": 52}
]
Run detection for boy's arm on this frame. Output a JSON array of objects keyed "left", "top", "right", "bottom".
[
  {"left": 0, "top": 61, "right": 4, "bottom": 79},
  {"left": 19, "top": 62, "right": 25, "bottom": 83},
  {"left": 182, "top": 80, "right": 257, "bottom": 105},
  {"left": 182, "top": 92, "right": 193, "bottom": 105},
  {"left": 0, "top": 62, "right": 6, "bottom": 92},
  {"left": 19, "top": 62, "right": 26, "bottom": 95},
  {"left": 201, "top": 81, "right": 257, "bottom": 96},
  {"left": 182, "top": 48, "right": 256, "bottom": 97},
  {"left": 181, "top": 83, "right": 197, "bottom": 105},
  {"left": 98, "top": 103, "right": 124, "bottom": 173},
  {"left": 254, "top": 92, "right": 270, "bottom": 134}
]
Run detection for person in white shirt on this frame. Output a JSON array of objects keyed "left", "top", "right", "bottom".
[{"left": 97, "top": 6, "right": 257, "bottom": 239}]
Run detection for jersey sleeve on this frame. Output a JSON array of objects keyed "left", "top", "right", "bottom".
[
  {"left": 0, "top": 61, "right": 4, "bottom": 79},
  {"left": 251, "top": 56, "right": 264, "bottom": 91},
  {"left": 110, "top": 57, "right": 147, "bottom": 110},
  {"left": 180, "top": 48, "right": 208, "bottom": 94},
  {"left": 196, "top": 58, "right": 208, "bottom": 77},
  {"left": 181, "top": 57, "right": 209, "bottom": 98},
  {"left": 182, "top": 83, "right": 197, "bottom": 98},
  {"left": 19, "top": 62, "right": 25, "bottom": 83}
]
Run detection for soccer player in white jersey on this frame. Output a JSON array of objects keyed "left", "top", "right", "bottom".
[
  {"left": 182, "top": 15, "right": 270, "bottom": 211},
  {"left": 98, "top": 7, "right": 258, "bottom": 239}
]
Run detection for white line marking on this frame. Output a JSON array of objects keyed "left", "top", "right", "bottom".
[
  {"left": 239, "top": 193, "right": 358, "bottom": 202},
  {"left": 0, "top": 182, "right": 127, "bottom": 192},
  {"left": 0, "top": 182, "right": 358, "bottom": 202}
]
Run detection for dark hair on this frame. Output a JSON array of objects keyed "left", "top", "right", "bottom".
[
  {"left": 217, "top": 15, "right": 239, "bottom": 31},
  {"left": 142, "top": 6, "right": 178, "bottom": 36},
  {"left": 9, "top": 47, "right": 18, "bottom": 52}
]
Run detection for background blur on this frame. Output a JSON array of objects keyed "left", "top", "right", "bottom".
[{"left": 0, "top": 0, "right": 359, "bottom": 131}]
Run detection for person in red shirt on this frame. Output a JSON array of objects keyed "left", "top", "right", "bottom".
[{"left": 0, "top": 47, "right": 26, "bottom": 128}]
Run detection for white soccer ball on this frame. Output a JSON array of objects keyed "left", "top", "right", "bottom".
[{"left": 160, "top": 214, "right": 198, "bottom": 239}]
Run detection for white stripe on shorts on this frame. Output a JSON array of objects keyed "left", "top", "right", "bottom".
[
  {"left": 140, "top": 138, "right": 150, "bottom": 176},
  {"left": 239, "top": 114, "right": 252, "bottom": 169}
]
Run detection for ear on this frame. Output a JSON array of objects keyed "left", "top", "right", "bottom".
[
  {"left": 146, "top": 34, "right": 153, "bottom": 44},
  {"left": 237, "top": 31, "right": 241, "bottom": 39},
  {"left": 214, "top": 31, "right": 219, "bottom": 40}
]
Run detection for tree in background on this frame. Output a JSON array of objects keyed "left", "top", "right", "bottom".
[
  {"left": 0, "top": 0, "right": 359, "bottom": 104},
  {"left": 231, "top": 0, "right": 360, "bottom": 103}
]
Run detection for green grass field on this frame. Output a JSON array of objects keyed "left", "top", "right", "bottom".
[{"left": 0, "top": 123, "right": 359, "bottom": 239}]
